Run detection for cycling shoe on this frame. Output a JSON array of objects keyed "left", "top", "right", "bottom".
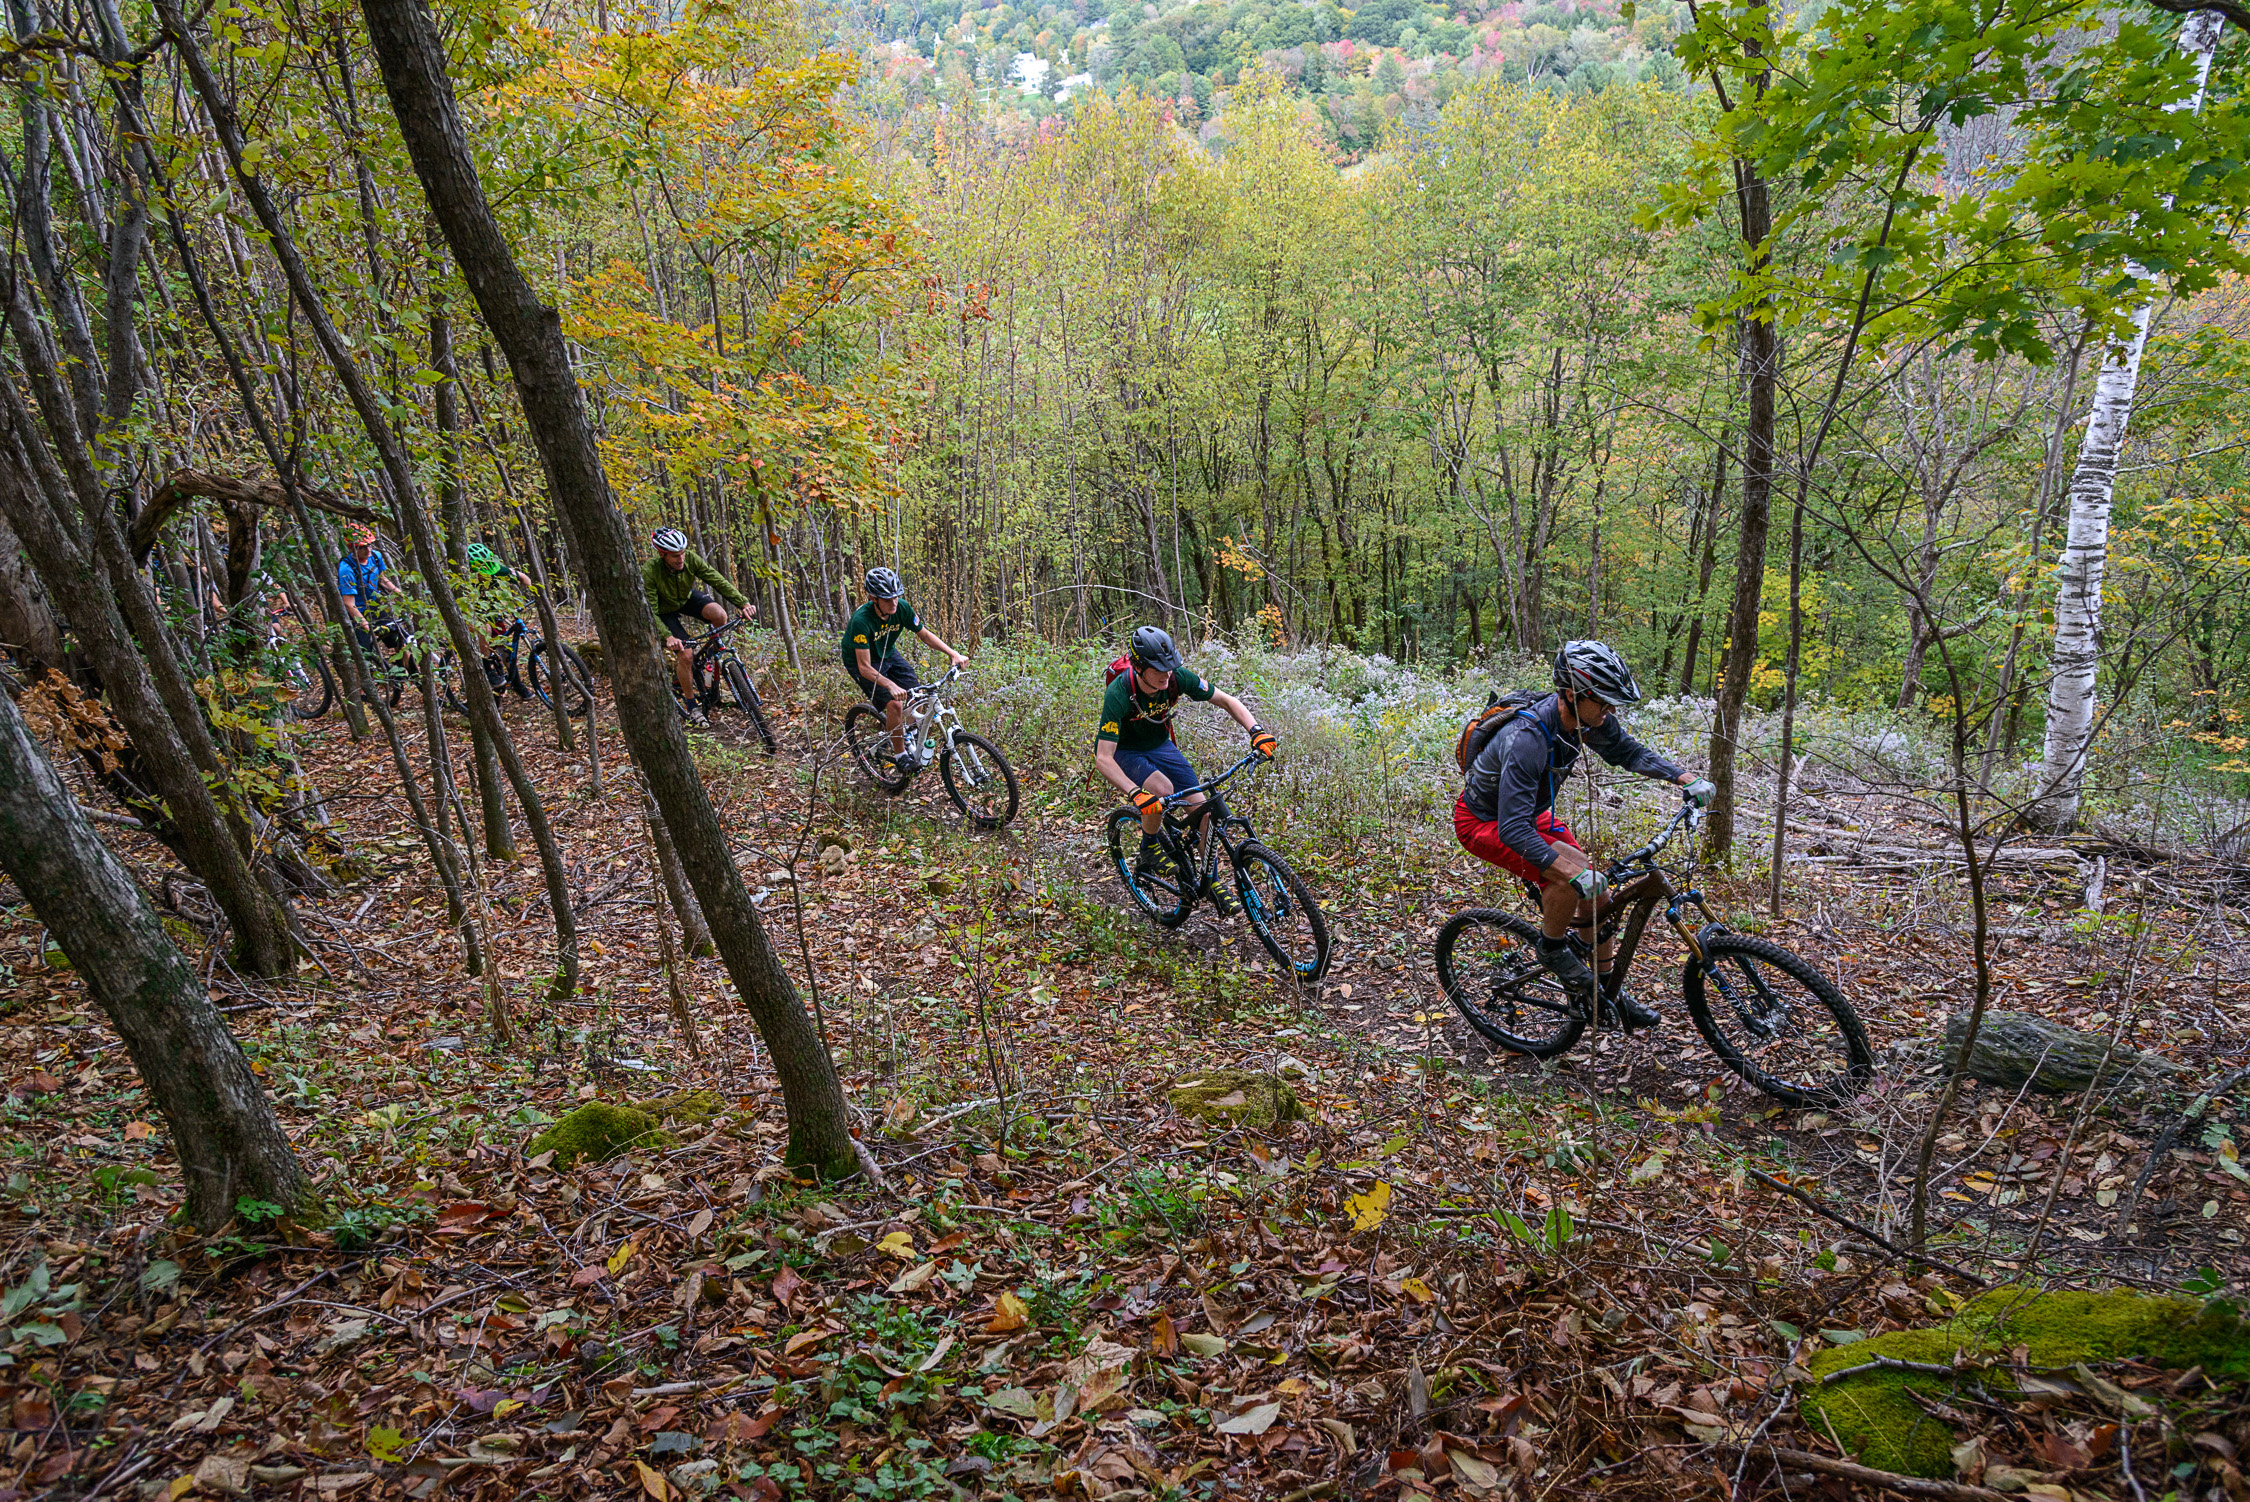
[
  {"left": 1203, "top": 876, "right": 1237, "bottom": 916},
  {"left": 1600, "top": 986, "right": 1663, "bottom": 1031},
  {"left": 1537, "top": 937, "right": 1597, "bottom": 1011}
]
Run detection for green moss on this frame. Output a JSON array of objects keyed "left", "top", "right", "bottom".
[
  {"left": 1803, "top": 1288, "right": 2247, "bottom": 1479},
  {"left": 1166, "top": 1069, "right": 1302, "bottom": 1128},
  {"left": 631, "top": 1090, "right": 727, "bottom": 1129},
  {"left": 526, "top": 1102, "right": 663, "bottom": 1168}
]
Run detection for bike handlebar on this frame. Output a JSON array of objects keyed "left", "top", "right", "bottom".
[
  {"left": 1605, "top": 791, "right": 1701, "bottom": 879},
  {"left": 1158, "top": 748, "right": 1271, "bottom": 807},
  {"left": 903, "top": 664, "right": 967, "bottom": 700}
]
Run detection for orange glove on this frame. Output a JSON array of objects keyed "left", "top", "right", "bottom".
[
  {"left": 1130, "top": 787, "right": 1164, "bottom": 835},
  {"left": 1250, "top": 726, "right": 1278, "bottom": 759}
]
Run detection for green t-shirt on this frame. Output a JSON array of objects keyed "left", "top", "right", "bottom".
[
  {"left": 841, "top": 599, "right": 921, "bottom": 669},
  {"left": 1097, "top": 665, "right": 1215, "bottom": 754}
]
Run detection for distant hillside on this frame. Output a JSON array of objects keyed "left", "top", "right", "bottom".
[{"left": 841, "top": 0, "right": 1691, "bottom": 153}]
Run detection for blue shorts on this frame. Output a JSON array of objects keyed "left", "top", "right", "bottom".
[{"left": 1113, "top": 740, "right": 1199, "bottom": 795}]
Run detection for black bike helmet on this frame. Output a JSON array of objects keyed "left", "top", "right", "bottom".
[
  {"left": 1129, "top": 625, "right": 1183, "bottom": 674},
  {"left": 865, "top": 566, "right": 904, "bottom": 599},
  {"left": 651, "top": 526, "right": 688, "bottom": 552},
  {"left": 1553, "top": 639, "right": 1642, "bottom": 707}
]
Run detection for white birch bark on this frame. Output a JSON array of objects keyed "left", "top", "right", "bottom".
[{"left": 2029, "top": 9, "right": 2226, "bottom": 832}]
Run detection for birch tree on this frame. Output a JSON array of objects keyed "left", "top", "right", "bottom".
[{"left": 2029, "top": 9, "right": 2229, "bottom": 832}]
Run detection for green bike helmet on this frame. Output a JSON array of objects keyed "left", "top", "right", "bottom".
[{"left": 466, "top": 543, "right": 504, "bottom": 575}]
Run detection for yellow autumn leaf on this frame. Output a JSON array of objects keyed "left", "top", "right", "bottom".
[
  {"left": 607, "top": 1240, "right": 637, "bottom": 1276},
  {"left": 1346, "top": 1181, "right": 1392, "bottom": 1233},
  {"left": 876, "top": 1231, "right": 917, "bottom": 1260},
  {"left": 1397, "top": 1276, "right": 1434, "bottom": 1304}
]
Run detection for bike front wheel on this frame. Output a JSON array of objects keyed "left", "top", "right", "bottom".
[
  {"left": 1684, "top": 932, "right": 1873, "bottom": 1108},
  {"left": 721, "top": 660, "right": 777, "bottom": 754},
  {"left": 1233, "top": 841, "right": 1329, "bottom": 981},
  {"left": 1105, "top": 809, "right": 1192, "bottom": 929},
  {"left": 843, "top": 702, "right": 912, "bottom": 794},
  {"left": 940, "top": 732, "right": 1019, "bottom": 829},
  {"left": 527, "top": 641, "right": 593, "bottom": 716},
  {"left": 1434, "top": 909, "right": 1587, "bottom": 1058},
  {"left": 284, "top": 644, "right": 334, "bottom": 721}
]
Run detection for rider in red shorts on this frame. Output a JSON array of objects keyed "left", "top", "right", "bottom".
[{"left": 1455, "top": 641, "right": 1714, "bottom": 1029}]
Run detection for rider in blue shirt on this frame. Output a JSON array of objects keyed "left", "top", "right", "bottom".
[{"left": 336, "top": 525, "right": 404, "bottom": 652}]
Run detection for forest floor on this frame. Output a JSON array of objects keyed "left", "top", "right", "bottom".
[{"left": 3, "top": 665, "right": 2248, "bottom": 1501}]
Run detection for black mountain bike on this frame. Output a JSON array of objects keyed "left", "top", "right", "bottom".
[
  {"left": 478, "top": 616, "right": 594, "bottom": 718},
  {"left": 1105, "top": 751, "right": 1331, "bottom": 983},
  {"left": 1433, "top": 793, "right": 1872, "bottom": 1108},
  {"left": 674, "top": 617, "right": 776, "bottom": 753}
]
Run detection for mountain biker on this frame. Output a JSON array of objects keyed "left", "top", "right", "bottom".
[
  {"left": 645, "top": 526, "right": 754, "bottom": 722},
  {"left": 842, "top": 567, "right": 966, "bottom": 767},
  {"left": 1095, "top": 625, "right": 1276, "bottom": 908},
  {"left": 465, "top": 544, "right": 537, "bottom": 695},
  {"left": 1455, "top": 640, "right": 1714, "bottom": 1030},
  {"left": 336, "top": 525, "right": 405, "bottom": 655}
]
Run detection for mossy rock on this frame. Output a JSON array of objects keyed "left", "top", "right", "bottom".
[
  {"left": 527, "top": 1101, "right": 663, "bottom": 1168},
  {"left": 631, "top": 1090, "right": 727, "bottom": 1130},
  {"left": 1167, "top": 1069, "right": 1302, "bottom": 1128},
  {"left": 1804, "top": 1287, "right": 2247, "bottom": 1478}
]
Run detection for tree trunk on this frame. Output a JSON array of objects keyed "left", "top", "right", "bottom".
[
  {"left": 161, "top": 0, "right": 578, "bottom": 994},
  {"left": 0, "top": 384, "right": 296, "bottom": 977},
  {"left": 1708, "top": 294, "right": 1777, "bottom": 861},
  {"left": 2028, "top": 9, "right": 2224, "bottom": 832},
  {"left": 356, "top": 0, "right": 858, "bottom": 1178},
  {"left": 0, "top": 680, "right": 305, "bottom": 1232}
]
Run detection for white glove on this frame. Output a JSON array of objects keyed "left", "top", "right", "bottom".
[
  {"left": 1684, "top": 778, "right": 1717, "bottom": 808},
  {"left": 1569, "top": 868, "right": 1608, "bottom": 903}
]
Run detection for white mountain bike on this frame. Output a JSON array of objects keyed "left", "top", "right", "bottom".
[{"left": 843, "top": 665, "right": 1020, "bottom": 830}]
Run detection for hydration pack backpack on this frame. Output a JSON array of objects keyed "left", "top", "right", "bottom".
[
  {"left": 1105, "top": 653, "right": 1179, "bottom": 743},
  {"left": 1455, "top": 689, "right": 1548, "bottom": 772}
]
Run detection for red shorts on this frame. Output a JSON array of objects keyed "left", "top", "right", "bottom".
[{"left": 1454, "top": 797, "right": 1579, "bottom": 900}]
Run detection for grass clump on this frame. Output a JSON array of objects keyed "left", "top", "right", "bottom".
[
  {"left": 1803, "top": 1287, "right": 2248, "bottom": 1478},
  {"left": 527, "top": 1101, "right": 664, "bottom": 1168}
]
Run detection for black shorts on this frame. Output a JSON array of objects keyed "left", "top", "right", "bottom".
[
  {"left": 660, "top": 590, "right": 719, "bottom": 643},
  {"left": 847, "top": 653, "right": 918, "bottom": 709}
]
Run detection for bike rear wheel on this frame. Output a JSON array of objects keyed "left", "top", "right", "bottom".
[
  {"left": 1233, "top": 841, "right": 1329, "bottom": 981},
  {"left": 1434, "top": 909, "right": 1587, "bottom": 1057},
  {"left": 721, "top": 660, "right": 777, "bottom": 754},
  {"left": 1684, "top": 933, "right": 1873, "bottom": 1108},
  {"left": 844, "top": 702, "right": 912, "bottom": 794},
  {"left": 1105, "top": 809, "right": 1192, "bottom": 928},
  {"left": 940, "top": 731, "right": 1019, "bottom": 829},
  {"left": 527, "top": 641, "right": 593, "bottom": 716}
]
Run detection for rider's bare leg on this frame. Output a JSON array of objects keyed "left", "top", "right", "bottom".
[
  {"left": 884, "top": 694, "right": 907, "bottom": 754},
  {"left": 672, "top": 642, "right": 696, "bottom": 696}
]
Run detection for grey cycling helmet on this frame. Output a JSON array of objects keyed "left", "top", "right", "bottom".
[
  {"left": 864, "top": 566, "right": 904, "bottom": 599},
  {"left": 1553, "top": 639, "right": 1642, "bottom": 706},
  {"left": 1129, "top": 624, "right": 1183, "bottom": 674},
  {"left": 651, "top": 526, "right": 688, "bottom": 552}
]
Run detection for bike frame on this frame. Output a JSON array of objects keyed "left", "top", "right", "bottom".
[
  {"left": 1567, "top": 800, "right": 1721, "bottom": 982},
  {"left": 679, "top": 618, "right": 751, "bottom": 701},
  {"left": 886, "top": 665, "right": 974, "bottom": 762},
  {"left": 1153, "top": 752, "right": 1268, "bottom": 889}
]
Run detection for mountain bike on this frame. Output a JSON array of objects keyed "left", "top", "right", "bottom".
[
  {"left": 843, "top": 665, "right": 1019, "bottom": 829},
  {"left": 673, "top": 617, "right": 776, "bottom": 753},
  {"left": 1432, "top": 792, "right": 1872, "bottom": 1108},
  {"left": 356, "top": 616, "right": 461, "bottom": 714},
  {"left": 1104, "top": 752, "right": 1331, "bottom": 983},
  {"left": 479, "top": 615, "right": 594, "bottom": 718}
]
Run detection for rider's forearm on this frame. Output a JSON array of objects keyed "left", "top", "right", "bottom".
[
  {"left": 918, "top": 628, "right": 959, "bottom": 659},
  {"left": 1094, "top": 746, "right": 1140, "bottom": 797},
  {"left": 1541, "top": 842, "right": 1589, "bottom": 881}
]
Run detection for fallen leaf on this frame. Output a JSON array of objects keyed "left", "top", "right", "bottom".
[
  {"left": 986, "top": 1291, "right": 1029, "bottom": 1333},
  {"left": 888, "top": 1261, "right": 937, "bottom": 1293},
  {"left": 607, "top": 1240, "right": 637, "bottom": 1277},
  {"left": 1398, "top": 1276, "right": 1434, "bottom": 1304},
  {"left": 770, "top": 1265, "right": 803, "bottom": 1311},
  {"left": 1179, "top": 1332, "right": 1227, "bottom": 1358},
  {"left": 877, "top": 1231, "right": 917, "bottom": 1259},
  {"left": 783, "top": 1330, "right": 830, "bottom": 1357},
  {"left": 633, "top": 1458, "right": 671, "bottom": 1500},
  {"left": 1216, "top": 1401, "right": 1281, "bottom": 1436},
  {"left": 1346, "top": 1182, "right": 1392, "bottom": 1233}
]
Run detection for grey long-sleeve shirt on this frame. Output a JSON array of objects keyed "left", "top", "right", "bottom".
[{"left": 1462, "top": 693, "right": 1685, "bottom": 871}]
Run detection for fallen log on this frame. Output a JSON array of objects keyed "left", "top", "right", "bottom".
[{"left": 1941, "top": 1010, "right": 2185, "bottom": 1096}]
